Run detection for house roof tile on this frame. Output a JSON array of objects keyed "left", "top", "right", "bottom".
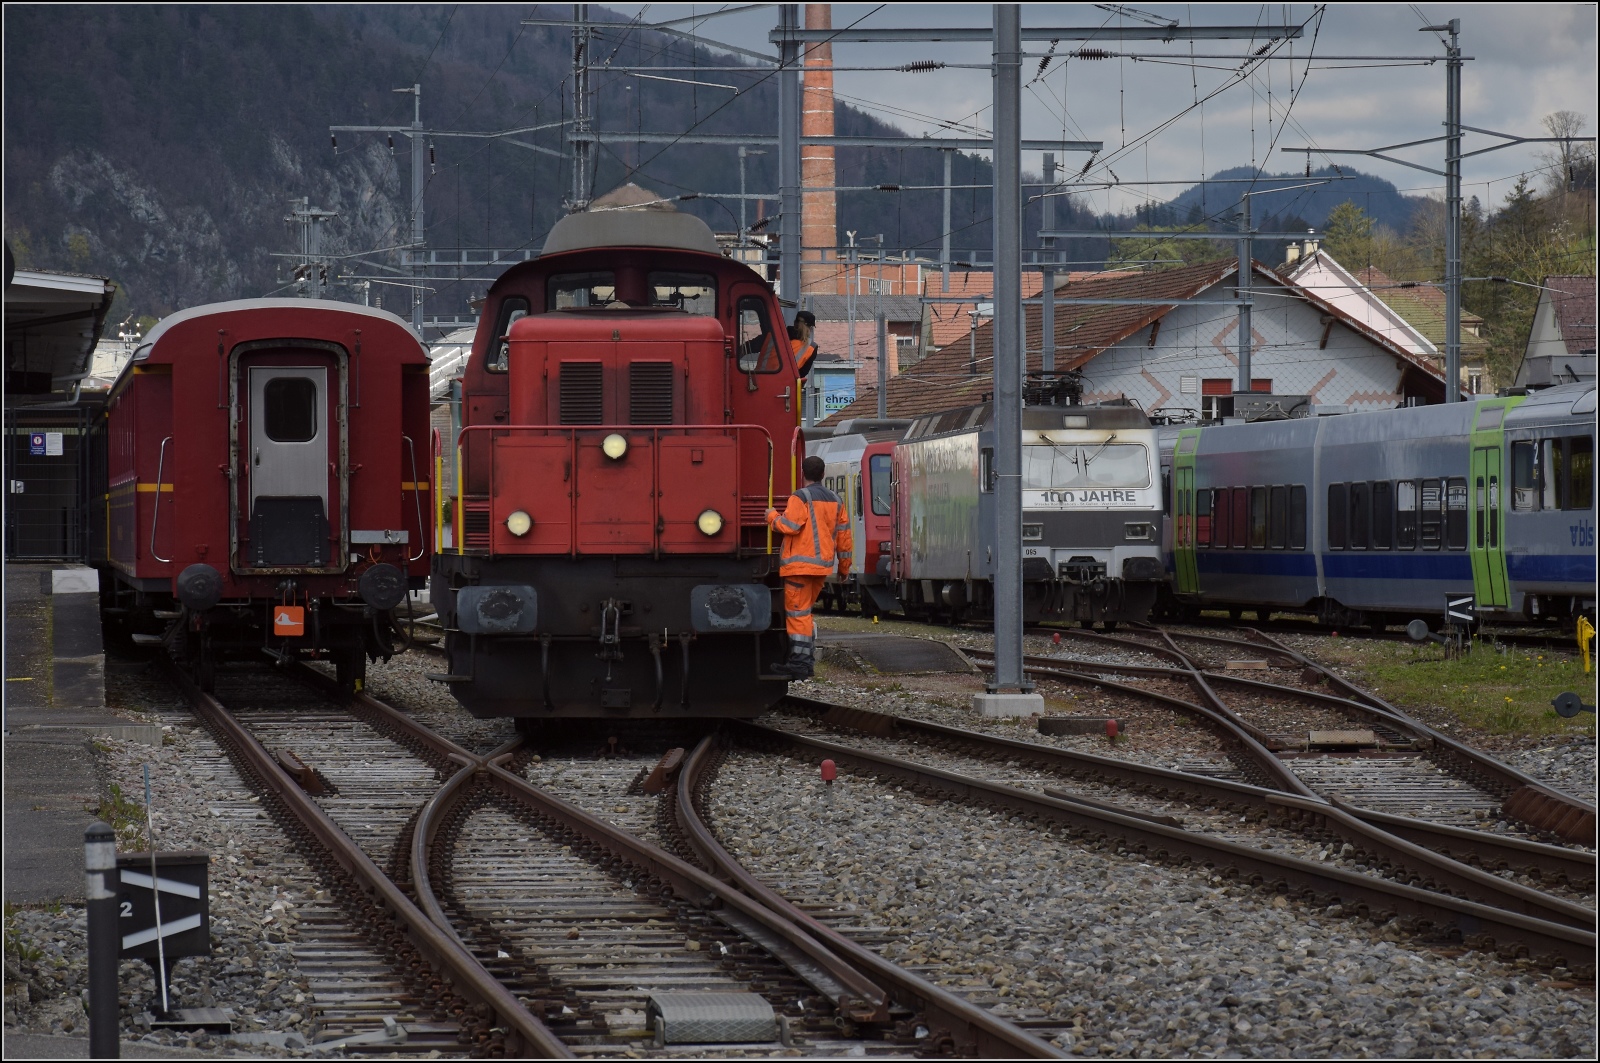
[{"left": 1545, "top": 275, "right": 1597, "bottom": 355}]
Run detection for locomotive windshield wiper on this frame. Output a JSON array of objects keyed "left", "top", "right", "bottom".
[{"left": 1080, "top": 432, "right": 1118, "bottom": 468}]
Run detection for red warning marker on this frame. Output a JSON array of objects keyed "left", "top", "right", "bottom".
[
  {"left": 1105, "top": 718, "right": 1119, "bottom": 743},
  {"left": 274, "top": 606, "right": 305, "bottom": 637},
  {"left": 1052, "top": 632, "right": 1062, "bottom": 645},
  {"left": 820, "top": 759, "right": 837, "bottom": 785}
]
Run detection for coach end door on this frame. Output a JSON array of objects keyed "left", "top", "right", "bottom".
[{"left": 245, "top": 364, "right": 334, "bottom": 568}]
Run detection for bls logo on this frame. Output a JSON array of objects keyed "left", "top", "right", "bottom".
[{"left": 1572, "top": 519, "right": 1595, "bottom": 548}]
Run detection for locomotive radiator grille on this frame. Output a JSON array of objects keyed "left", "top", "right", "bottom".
[
  {"left": 559, "top": 362, "right": 604, "bottom": 424},
  {"left": 463, "top": 497, "right": 492, "bottom": 549},
  {"left": 629, "top": 361, "right": 675, "bottom": 424}
]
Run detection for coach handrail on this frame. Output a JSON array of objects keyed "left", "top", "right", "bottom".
[
  {"left": 148, "top": 436, "right": 173, "bottom": 563},
  {"left": 402, "top": 435, "right": 427, "bottom": 563}
]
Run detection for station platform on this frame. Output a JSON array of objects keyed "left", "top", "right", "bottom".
[{"left": 5, "top": 562, "right": 159, "bottom": 906}]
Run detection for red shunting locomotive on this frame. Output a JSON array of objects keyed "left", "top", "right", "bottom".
[
  {"left": 434, "top": 205, "right": 804, "bottom": 717},
  {"left": 93, "top": 299, "right": 433, "bottom": 689}
]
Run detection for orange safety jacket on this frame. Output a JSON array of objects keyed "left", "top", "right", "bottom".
[
  {"left": 790, "top": 337, "right": 817, "bottom": 377},
  {"left": 766, "top": 482, "right": 853, "bottom": 576}
]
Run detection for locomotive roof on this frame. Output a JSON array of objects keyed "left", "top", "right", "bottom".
[
  {"left": 136, "top": 298, "right": 418, "bottom": 354},
  {"left": 905, "top": 401, "right": 1151, "bottom": 440},
  {"left": 541, "top": 208, "right": 722, "bottom": 257}
]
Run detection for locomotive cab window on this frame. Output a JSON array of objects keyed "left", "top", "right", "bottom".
[
  {"left": 487, "top": 296, "right": 530, "bottom": 372},
  {"left": 736, "top": 297, "right": 782, "bottom": 373},
  {"left": 263, "top": 377, "right": 318, "bottom": 442},
  {"left": 647, "top": 272, "right": 715, "bottom": 314},
  {"left": 548, "top": 272, "right": 617, "bottom": 310}
]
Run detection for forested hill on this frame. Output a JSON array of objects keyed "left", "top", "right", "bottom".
[{"left": 5, "top": 5, "right": 1422, "bottom": 324}]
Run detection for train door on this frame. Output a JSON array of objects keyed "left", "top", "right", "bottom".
[
  {"left": 237, "top": 349, "right": 343, "bottom": 571},
  {"left": 1172, "top": 430, "right": 1201, "bottom": 594},
  {"left": 1468, "top": 400, "right": 1520, "bottom": 608}
]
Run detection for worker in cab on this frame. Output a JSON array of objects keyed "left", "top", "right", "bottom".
[
  {"left": 790, "top": 310, "right": 817, "bottom": 377},
  {"left": 765, "top": 454, "right": 852, "bottom": 680}
]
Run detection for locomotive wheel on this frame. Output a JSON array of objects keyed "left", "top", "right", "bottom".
[{"left": 337, "top": 648, "right": 367, "bottom": 692}]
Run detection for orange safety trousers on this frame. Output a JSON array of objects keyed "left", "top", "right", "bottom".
[{"left": 783, "top": 574, "right": 827, "bottom": 644}]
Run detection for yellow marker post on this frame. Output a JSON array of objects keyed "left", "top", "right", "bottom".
[{"left": 1578, "top": 616, "right": 1595, "bottom": 674}]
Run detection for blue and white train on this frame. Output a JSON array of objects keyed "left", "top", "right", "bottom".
[{"left": 1156, "top": 382, "right": 1595, "bottom": 628}]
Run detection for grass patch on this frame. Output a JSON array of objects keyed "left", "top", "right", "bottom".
[
  {"left": 89, "top": 782, "right": 148, "bottom": 851},
  {"left": 1320, "top": 637, "right": 1595, "bottom": 737}
]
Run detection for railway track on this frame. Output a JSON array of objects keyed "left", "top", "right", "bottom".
[
  {"left": 157, "top": 653, "right": 1067, "bottom": 1057},
  {"left": 722, "top": 697, "right": 1594, "bottom": 976}
]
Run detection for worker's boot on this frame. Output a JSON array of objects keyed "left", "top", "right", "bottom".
[
  {"left": 769, "top": 638, "right": 799, "bottom": 678},
  {"left": 785, "top": 642, "right": 814, "bottom": 681}
]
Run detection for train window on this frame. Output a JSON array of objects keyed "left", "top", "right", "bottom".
[
  {"left": 1511, "top": 441, "right": 1538, "bottom": 510},
  {"left": 736, "top": 297, "right": 783, "bottom": 373},
  {"left": 1231, "top": 488, "right": 1248, "bottom": 548},
  {"left": 1289, "top": 485, "right": 1307, "bottom": 549},
  {"left": 1372, "top": 481, "right": 1394, "bottom": 550},
  {"left": 1268, "top": 486, "right": 1287, "bottom": 549},
  {"left": 487, "top": 296, "right": 531, "bottom": 372},
  {"left": 981, "top": 448, "right": 995, "bottom": 493},
  {"left": 1249, "top": 487, "right": 1267, "bottom": 549},
  {"left": 646, "top": 272, "right": 716, "bottom": 314},
  {"left": 1327, "top": 484, "right": 1347, "bottom": 550},
  {"left": 1348, "top": 482, "right": 1370, "bottom": 550},
  {"left": 1195, "top": 489, "right": 1212, "bottom": 546},
  {"left": 869, "top": 454, "right": 893, "bottom": 515},
  {"left": 1445, "top": 478, "right": 1468, "bottom": 550},
  {"left": 1541, "top": 439, "right": 1566, "bottom": 509},
  {"left": 1473, "top": 474, "right": 1486, "bottom": 548},
  {"left": 548, "top": 272, "right": 617, "bottom": 310},
  {"left": 1213, "top": 488, "right": 1231, "bottom": 548},
  {"left": 1162, "top": 470, "right": 1171, "bottom": 512},
  {"left": 1023, "top": 440, "right": 1151, "bottom": 489},
  {"left": 1419, "top": 479, "right": 1443, "bottom": 549},
  {"left": 1396, "top": 480, "right": 1418, "bottom": 548},
  {"left": 1570, "top": 436, "right": 1593, "bottom": 510},
  {"left": 263, "top": 377, "right": 317, "bottom": 442}
]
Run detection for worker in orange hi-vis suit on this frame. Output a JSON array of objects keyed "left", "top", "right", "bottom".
[{"left": 765, "top": 454, "right": 852, "bottom": 680}]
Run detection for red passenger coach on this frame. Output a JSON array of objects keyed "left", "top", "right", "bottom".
[
  {"left": 95, "top": 299, "right": 432, "bottom": 689},
  {"left": 434, "top": 206, "right": 803, "bottom": 717}
]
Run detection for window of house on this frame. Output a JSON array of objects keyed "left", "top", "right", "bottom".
[
  {"left": 1268, "top": 486, "right": 1288, "bottom": 549},
  {"left": 1349, "top": 482, "right": 1370, "bottom": 549},
  {"left": 1196, "top": 489, "right": 1212, "bottom": 546},
  {"left": 1201, "top": 378, "right": 1233, "bottom": 420},
  {"left": 1249, "top": 487, "right": 1267, "bottom": 549},
  {"left": 1289, "top": 485, "right": 1307, "bottom": 549},
  {"left": 1396, "top": 480, "right": 1418, "bottom": 548},
  {"left": 1372, "top": 480, "right": 1394, "bottom": 550},
  {"left": 1420, "top": 479, "right": 1443, "bottom": 549},
  {"left": 1446, "top": 477, "right": 1468, "bottom": 550},
  {"left": 1231, "top": 488, "right": 1249, "bottom": 548}
]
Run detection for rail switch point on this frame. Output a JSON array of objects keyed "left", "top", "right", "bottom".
[{"left": 972, "top": 691, "right": 1045, "bottom": 718}]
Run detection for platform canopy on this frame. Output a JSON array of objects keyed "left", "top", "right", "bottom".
[{"left": 5, "top": 248, "right": 116, "bottom": 406}]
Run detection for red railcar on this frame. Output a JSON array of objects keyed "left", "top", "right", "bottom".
[
  {"left": 93, "top": 299, "right": 432, "bottom": 688},
  {"left": 434, "top": 207, "right": 804, "bottom": 717}
]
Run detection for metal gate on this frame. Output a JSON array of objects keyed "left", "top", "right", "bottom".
[{"left": 4, "top": 407, "right": 92, "bottom": 560}]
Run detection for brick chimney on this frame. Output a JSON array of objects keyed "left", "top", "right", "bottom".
[{"left": 800, "top": 4, "right": 835, "bottom": 294}]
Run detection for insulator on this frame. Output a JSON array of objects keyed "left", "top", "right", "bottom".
[
  {"left": 1074, "top": 47, "right": 1113, "bottom": 60},
  {"left": 429, "top": 146, "right": 436, "bottom": 164},
  {"left": 330, "top": 134, "right": 338, "bottom": 151},
  {"left": 898, "top": 60, "right": 944, "bottom": 73},
  {"left": 387, "top": 135, "right": 395, "bottom": 154},
  {"left": 876, "top": 184, "right": 901, "bottom": 192}
]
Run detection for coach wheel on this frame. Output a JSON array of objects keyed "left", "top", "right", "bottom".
[
  {"left": 1228, "top": 608, "right": 1244, "bottom": 622},
  {"left": 1103, "top": 621, "right": 1118, "bottom": 632},
  {"left": 337, "top": 647, "right": 367, "bottom": 691}
]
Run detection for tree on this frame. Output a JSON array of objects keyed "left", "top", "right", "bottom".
[
  {"left": 1105, "top": 224, "right": 1232, "bottom": 270},
  {"left": 1321, "top": 202, "right": 1375, "bottom": 268}
]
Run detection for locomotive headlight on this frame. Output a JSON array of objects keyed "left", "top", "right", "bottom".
[
  {"left": 696, "top": 509, "right": 725, "bottom": 536},
  {"left": 601, "top": 433, "right": 629, "bottom": 460},
  {"left": 505, "top": 510, "right": 533, "bottom": 537}
]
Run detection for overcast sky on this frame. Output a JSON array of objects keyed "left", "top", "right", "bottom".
[{"left": 603, "top": 3, "right": 1597, "bottom": 217}]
